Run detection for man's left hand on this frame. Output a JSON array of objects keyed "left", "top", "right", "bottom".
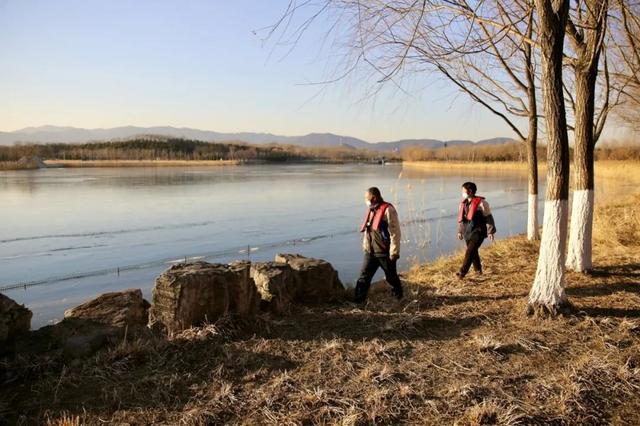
[
  {"left": 390, "top": 254, "right": 399, "bottom": 261},
  {"left": 489, "top": 234, "right": 495, "bottom": 242}
]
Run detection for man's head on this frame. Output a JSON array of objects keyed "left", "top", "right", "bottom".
[
  {"left": 461, "top": 182, "right": 477, "bottom": 199},
  {"left": 365, "top": 187, "right": 383, "bottom": 206}
]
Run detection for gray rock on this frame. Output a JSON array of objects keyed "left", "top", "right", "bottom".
[
  {"left": 0, "top": 293, "right": 32, "bottom": 344},
  {"left": 228, "top": 261, "right": 261, "bottom": 317},
  {"left": 149, "top": 261, "right": 260, "bottom": 333},
  {"left": 14, "top": 317, "right": 120, "bottom": 359},
  {"left": 64, "top": 288, "right": 149, "bottom": 328},
  {"left": 63, "top": 331, "right": 108, "bottom": 359},
  {"left": 251, "top": 262, "right": 296, "bottom": 314},
  {"left": 274, "top": 254, "right": 345, "bottom": 303}
]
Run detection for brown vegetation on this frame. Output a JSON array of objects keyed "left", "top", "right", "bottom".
[
  {"left": 401, "top": 141, "right": 640, "bottom": 163},
  {"left": 400, "top": 142, "right": 539, "bottom": 162},
  {"left": 0, "top": 161, "right": 38, "bottom": 171}
]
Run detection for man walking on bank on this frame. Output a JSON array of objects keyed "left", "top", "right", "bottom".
[
  {"left": 456, "top": 182, "right": 497, "bottom": 279},
  {"left": 354, "top": 187, "right": 403, "bottom": 303}
]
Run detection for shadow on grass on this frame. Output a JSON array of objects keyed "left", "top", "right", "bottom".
[
  {"left": 588, "top": 262, "right": 640, "bottom": 279},
  {"left": 567, "top": 280, "right": 640, "bottom": 298},
  {"left": 1, "top": 338, "right": 299, "bottom": 425},
  {"left": 574, "top": 306, "right": 640, "bottom": 318},
  {"left": 254, "top": 308, "right": 485, "bottom": 342}
]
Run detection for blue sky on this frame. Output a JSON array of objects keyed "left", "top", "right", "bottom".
[{"left": 1, "top": 0, "right": 535, "bottom": 141}]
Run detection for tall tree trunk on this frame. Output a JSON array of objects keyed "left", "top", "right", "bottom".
[
  {"left": 566, "top": 67, "right": 598, "bottom": 272},
  {"left": 565, "top": 0, "right": 607, "bottom": 273},
  {"left": 524, "top": 8, "right": 539, "bottom": 242},
  {"left": 526, "top": 122, "right": 539, "bottom": 241},
  {"left": 528, "top": 0, "right": 571, "bottom": 315},
  {"left": 526, "top": 86, "right": 539, "bottom": 241}
]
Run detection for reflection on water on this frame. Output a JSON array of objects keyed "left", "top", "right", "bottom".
[{"left": 1, "top": 163, "right": 543, "bottom": 328}]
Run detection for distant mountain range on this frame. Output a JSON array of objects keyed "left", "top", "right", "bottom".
[{"left": 0, "top": 125, "right": 515, "bottom": 152}]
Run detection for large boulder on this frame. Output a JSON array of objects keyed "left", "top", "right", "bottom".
[
  {"left": 64, "top": 288, "right": 149, "bottom": 328},
  {"left": 274, "top": 254, "right": 345, "bottom": 303},
  {"left": 250, "top": 262, "right": 296, "bottom": 314},
  {"left": 228, "top": 261, "right": 261, "bottom": 317},
  {"left": 0, "top": 293, "right": 32, "bottom": 344},
  {"left": 15, "top": 317, "right": 122, "bottom": 360},
  {"left": 149, "top": 261, "right": 259, "bottom": 333}
]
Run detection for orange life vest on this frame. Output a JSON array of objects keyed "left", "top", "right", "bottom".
[
  {"left": 360, "top": 202, "right": 391, "bottom": 232},
  {"left": 458, "top": 196, "right": 484, "bottom": 222}
]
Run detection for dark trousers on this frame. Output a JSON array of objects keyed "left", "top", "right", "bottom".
[
  {"left": 354, "top": 253, "right": 403, "bottom": 303},
  {"left": 460, "top": 237, "right": 484, "bottom": 276}
]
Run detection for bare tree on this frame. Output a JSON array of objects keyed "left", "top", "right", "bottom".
[
  {"left": 424, "top": 1, "right": 543, "bottom": 240},
  {"left": 610, "top": 0, "right": 640, "bottom": 130}
]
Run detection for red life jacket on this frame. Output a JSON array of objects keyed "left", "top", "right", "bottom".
[
  {"left": 458, "top": 196, "right": 484, "bottom": 223},
  {"left": 360, "top": 202, "right": 391, "bottom": 232}
]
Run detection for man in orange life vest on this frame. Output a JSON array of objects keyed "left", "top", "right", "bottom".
[
  {"left": 456, "top": 182, "right": 497, "bottom": 279},
  {"left": 354, "top": 187, "right": 403, "bottom": 303}
]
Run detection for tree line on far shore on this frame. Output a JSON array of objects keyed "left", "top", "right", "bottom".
[
  {"left": 2, "top": 137, "right": 638, "bottom": 168},
  {"left": 400, "top": 141, "right": 640, "bottom": 162},
  {"left": 0, "top": 138, "right": 396, "bottom": 164}
]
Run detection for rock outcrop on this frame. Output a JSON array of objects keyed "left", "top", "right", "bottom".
[
  {"left": 0, "top": 293, "right": 32, "bottom": 344},
  {"left": 149, "top": 261, "right": 259, "bottom": 333},
  {"left": 250, "top": 262, "right": 296, "bottom": 314},
  {"left": 63, "top": 288, "right": 150, "bottom": 328},
  {"left": 15, "top": 317, "right": 122, "bottom": 359},
  {"left": 274, "top": 254, "right": 345, "bottom": 303}
]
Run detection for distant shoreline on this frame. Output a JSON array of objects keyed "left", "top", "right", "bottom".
[
  {"left": 0, "top": 158, "right": 399, "bottom": 170},
  {"left": 2, "top": 158, "right": 636, "bottom": 171},
  {"left": 403, "top": 160, "right": 533, "bottom": 171},
  {"left": 44, "top": 159, "right": 242, "bottom": 168}
]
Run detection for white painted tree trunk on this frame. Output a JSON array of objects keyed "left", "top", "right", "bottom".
[
  {"left": 528, "top": 199, "right": 569, "bottom": 309},
  {"left": 527, "top": 193, "right": 539, "bottom": 240},
  {"left": 566, "top": 189, "right": 594, "bottom": 272}
]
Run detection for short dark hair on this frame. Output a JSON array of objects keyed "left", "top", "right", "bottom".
[
  {"left": 462, "top": 182, "right": 477, "bottom": 195},
  {"left": 367, "top": 187, "right": 383, "bottom": 200}
]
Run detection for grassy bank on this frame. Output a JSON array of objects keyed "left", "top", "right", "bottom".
[
  {"left": 404, "top": 159, "right": 639, "bottom": 173},
  {"left": 2, "top": 167, "right": 639, "bottom": 424},
  {"left": 403, "top": 160, "right": 537, "bottom": 173}
]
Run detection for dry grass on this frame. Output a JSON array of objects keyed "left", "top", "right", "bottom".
[
  {"left": 2, "top": 166, "right": 640, "bottom": 425},
  {"left": 404, "top": 158, "right": 640, "bottom": 179},
  {"left": 0, "top": 161, "right": 38, "bottom": 171},
  {"left": 403, "top": 160, "right": 536, "bottom": 174}
]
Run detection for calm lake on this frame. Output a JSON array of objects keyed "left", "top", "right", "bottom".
[{"left": 1, "top": 163, "right": 539, "bottom": 328}]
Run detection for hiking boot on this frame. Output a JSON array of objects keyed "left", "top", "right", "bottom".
[
  {"left": 391, "top": 288, "right": 404, "bottom": 300},
  {"left": 456, "top": 272, "right": 465, "bottom": 280}
]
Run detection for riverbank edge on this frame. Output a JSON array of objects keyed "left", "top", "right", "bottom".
[{"left": 0, "top": 158, "right": 397, "bottom": 170}]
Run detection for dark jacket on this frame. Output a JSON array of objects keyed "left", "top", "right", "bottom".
[
  {"left": 362, "top": 203, "right": 401, "bottom": 258},
  {"left": 458, "top": 197, "right": 497, "bottom": 241}
]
